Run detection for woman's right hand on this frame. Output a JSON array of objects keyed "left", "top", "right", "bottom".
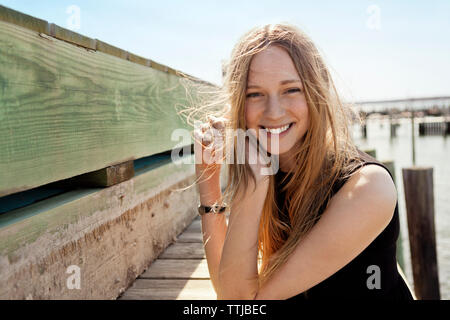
[{"left": 194, "top": 115, "right": 227, "bottom": 196}]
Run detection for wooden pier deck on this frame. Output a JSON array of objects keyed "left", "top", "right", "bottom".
[{"left": 118, "top": 215, "right": 219, "bottom": 300}]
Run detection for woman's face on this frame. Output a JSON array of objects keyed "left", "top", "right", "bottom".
[{"left": 244, "top": 45, "right": 309, "bottom": 159}]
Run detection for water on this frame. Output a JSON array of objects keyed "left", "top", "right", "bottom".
[{"left": 352, "top": 117, "right": 450, "bottom": 299}]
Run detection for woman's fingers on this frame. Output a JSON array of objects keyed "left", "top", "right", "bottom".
[
  {"left": 203, "top": 131, "right": 212, "bottom": 145},
  {"left": 194, "top": 117, "right": 226, "bottom": 167},
  {"left": 200, "top": 123, "right": 210, "bottom": 133},
  {"left": 208, "top": 115, "right": 226, "bottom": 130}
]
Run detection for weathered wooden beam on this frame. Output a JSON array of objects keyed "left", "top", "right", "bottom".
[
  {"left": 49, "top": 23, "right": 96, "bottom": 50},
  {"left": 0, "top": 5, "right": 49, "bottom": 34},
  {"left": 127, "top": 52, "right": 151, "bottom": 68},
  {"left": 95, "top": 39, "right": 129, "bottom": 60},
  {"left": 0, "top": 19, "right": 205, "bottom": 197},
  {"left": 0, "top": 4, "right": 216, "bottom": 86},
  {"left": 51, "top": 160, "right": 134, "bottom": 188},
  {"left": 0, "top": 151, "right": 185, "bottom": 214},
  {"left": 402, "top": 167, "right": 440, "bottom": 300},
  {"left": 0, "top": 156, "right": 198, "bottom": 299}
]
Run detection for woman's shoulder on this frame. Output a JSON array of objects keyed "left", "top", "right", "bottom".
[
  {"left": 310, "top": 161, "right": 398, "bottom": 262},
  {"left": 332, "top": 161, "right": 398, "bottom": 223},
  {"left": 317, "top": 148, "right": 397, "bottom": 222},
  {"left": 352, "top": 164, "right": 397, "bottom": 198},
  {"left": 338, "top": 149, "right": 396, "bottom": 186}
]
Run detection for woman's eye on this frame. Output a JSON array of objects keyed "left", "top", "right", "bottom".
[
  {"left": 246, "top": 92, "right": 261, "bottom": 98},
  {"left": 246, "top": 89, "right": 300, "bottom": 98},
  {"left": 286, "top": 88, "right": 301, "bottom": 94}
]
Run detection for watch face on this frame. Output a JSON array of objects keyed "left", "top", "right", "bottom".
[
  {"left": 198, "top": 205, "right": 213, "bottom": 215},
  {"left": 198, "top": 204, "right": 226, "bottom": 215}
]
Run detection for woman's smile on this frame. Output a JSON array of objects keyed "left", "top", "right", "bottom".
[{"left": 259, "top": 122, "right": 295, "bottom": 139}]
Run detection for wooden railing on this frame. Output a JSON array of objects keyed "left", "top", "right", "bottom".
[
  {"left": 0, "top": 5, "right": 215, "bottom": 198},
  {"left": 0, "top": 5, "right": 214, "bottom": 299}
]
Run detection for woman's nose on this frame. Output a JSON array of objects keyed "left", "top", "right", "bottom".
[{"left": 263, "top": 96, "right": 285, "bottom": 119}]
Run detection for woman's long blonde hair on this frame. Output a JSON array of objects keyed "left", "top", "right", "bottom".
[{"left": 183, "top": 23, "right": 364, "bottom": 289}]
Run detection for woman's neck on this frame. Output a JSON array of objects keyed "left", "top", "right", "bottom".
[
  {"left": 279, "top": 154, "right": 295, "bottom": 173},
  {"left": 278, "top": 151, "right": 297, "bottom": 173},
  {"left": 277, "top": 136, "right": 305, "bottom": 173}
]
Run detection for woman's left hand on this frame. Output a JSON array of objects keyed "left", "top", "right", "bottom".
[{"left": 244, "top": 130, "right": 273, "bottom": 191}]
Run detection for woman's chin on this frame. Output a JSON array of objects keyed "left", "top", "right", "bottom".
[{"left": 263, "top": 145, "right": 288, "bottom": 156}]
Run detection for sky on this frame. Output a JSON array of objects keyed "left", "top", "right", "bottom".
[{"left": 1, "top": 0, "right": 449, "bottom": 102}]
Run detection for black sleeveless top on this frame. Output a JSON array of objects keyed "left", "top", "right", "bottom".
[{"left": 274, "top": 149, "right": 414, "bottom": 300}]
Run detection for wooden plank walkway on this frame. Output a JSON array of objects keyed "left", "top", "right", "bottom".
[{"left": 118, "top": 215, "right": 220, "bottom": 300}]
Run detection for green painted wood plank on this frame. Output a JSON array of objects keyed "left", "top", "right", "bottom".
[
  {"left": 0, "top": 5, "right": 217, "bottom": 87},
  {"left": 0, "top": 151, "right": 184, "bottom": 214},
  {"left": 0, "top": 20, "right": 204, "bottom": 197},
  {"left": 0, "top": 155, "right": 194, "bottom": 256}
]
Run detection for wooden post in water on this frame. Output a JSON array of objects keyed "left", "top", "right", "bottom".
[
  {"left": 361, "top": 123, "right": 367, "bottom": 139},
  {"left": 382, "top": 160, "right": 405, "bottom": 271},
  {"left": 389, "top": 113, "right": 397, "bottom": 139},
  {"left": 419, "top": 122, "right": 425, "bottom": 136},
  {"left": 361, "top": 111, "right": 367, "bottom": 139},
  {"left": 445, "top": 105, "right": 450, "bottom": 135},
  {"left": 402, "top": 167, "right": 440, "bottom": 300},
  {"left": 411, "top": 110, "right": 416, "bottom": 165},
  {"left": 446, "top": 106, "right": 450, "bottom": 135}
]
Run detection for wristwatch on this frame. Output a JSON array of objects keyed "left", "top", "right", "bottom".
[{"left": 197, "top": 202, "right": 227, "bottom": 216}]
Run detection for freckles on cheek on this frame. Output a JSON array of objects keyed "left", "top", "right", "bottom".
[
  {"left": 297, "top": 102, "right": 309, "bottom": 117},
  {"left": 245, "top": 105, "right": 258, "bottom": 127},
  {"left": 244, "top": 110, "right": 251, "bottom": 127}
]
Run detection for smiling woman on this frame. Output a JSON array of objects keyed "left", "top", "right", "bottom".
[
  {"left": 244, "top": 45, "right": 310, "bottom": 172},
  {"left": 189, "top": 23, "right": 414, "bottom": 301}
]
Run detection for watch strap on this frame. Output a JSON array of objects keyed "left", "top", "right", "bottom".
[{"left": 198, "top": 203, "right": 227, "bottom": 216}]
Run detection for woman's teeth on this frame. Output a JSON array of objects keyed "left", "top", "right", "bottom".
[{"left": 263, "top": 123, "right": 292, "bottom": 134}]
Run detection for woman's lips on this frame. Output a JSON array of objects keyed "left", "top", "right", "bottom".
[{"left": 260, "top": 122, "right": 294, "bottom": 138}]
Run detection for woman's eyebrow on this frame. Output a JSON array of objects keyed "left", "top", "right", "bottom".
[{"left": 247, "top": 79, "right": 302, "bottom": 89}]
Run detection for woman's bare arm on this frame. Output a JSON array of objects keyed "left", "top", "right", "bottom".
[
  {"left": 194, "top": 115, "right": 228, "bottom": 295},
  {"left": 198, "top": 175, "right": 227, "bottom": 295},
  {"left": 217, "top": 179, "right": 269, "bottom": 299}
]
